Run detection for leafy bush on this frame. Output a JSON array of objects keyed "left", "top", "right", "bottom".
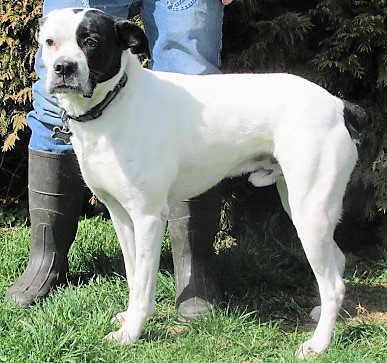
[
  {"left": 0, "top": 0, "right": 42, "bottom": 150},
  {"left": 223, "top": 0, "right": 387, "bottom": 218},
  {"left": 0, "top": 0, "right": 41, "bottom": 206}
]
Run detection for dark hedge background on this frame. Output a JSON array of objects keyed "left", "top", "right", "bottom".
[{"left": 1, "top": 0, "right": 386, "bottom": 249}]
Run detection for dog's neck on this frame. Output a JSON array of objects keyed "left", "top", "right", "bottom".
[
  {"left": 61, "top": 72, "right": 128, "bottom": 123},
  {"left": 55, "top": 51, "right": 133, "bottom": 118}
]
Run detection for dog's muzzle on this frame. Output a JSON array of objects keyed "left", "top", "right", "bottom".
[{"left": 48, "top": 56, "right": 88, "bottom": 95}]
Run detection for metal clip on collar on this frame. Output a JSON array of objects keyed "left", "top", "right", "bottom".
[{"left": 52, "top": 111, "right": 73, "bottom": 144}]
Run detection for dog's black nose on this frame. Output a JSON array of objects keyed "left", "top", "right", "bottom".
[{"left": 53, "top": 58, "right": 78, "bottom": 77}]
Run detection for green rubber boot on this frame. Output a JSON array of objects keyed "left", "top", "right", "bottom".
[
  {"left": 5, "top": 148, "right": 85, "bottom": 307},
  {"left": 169, "top": 187, "right": 222, "bottom": 320}
]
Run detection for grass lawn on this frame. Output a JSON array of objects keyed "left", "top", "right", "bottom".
[{"left": 0, "top": 215, "right": 386, "bottom": 363}]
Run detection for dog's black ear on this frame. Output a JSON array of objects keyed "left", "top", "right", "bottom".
[{"left": 115, "top": 20, "right": 150, "bottom": 58}]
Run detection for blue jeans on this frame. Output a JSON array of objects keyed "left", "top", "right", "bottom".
[{"left": 28, "top": 0, "right": 224, "bottom": 152}]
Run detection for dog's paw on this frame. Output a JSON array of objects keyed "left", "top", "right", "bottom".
[
  {"left": 111, "top": 311, "right": 129, "bottom": 327},
  {"left": 309, "top": 306, "right": 321, "bottom": 323},
  {"left": 104, "top": 329, "right": 134, "bottom": 345},
  {"left": 296, "top": 339, "right": 326, "bottom": 360}
]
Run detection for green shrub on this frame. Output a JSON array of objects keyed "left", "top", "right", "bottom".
[
  {"left": 223, "top": 0, "right": 387, "bottom": 218},
  {"left": 0, "top": 0, "right": 42, "bottom": 150}
]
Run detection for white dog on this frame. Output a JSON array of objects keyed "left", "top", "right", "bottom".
[{"left": 39, "top": 8, "right": 366, "bottom": 359}]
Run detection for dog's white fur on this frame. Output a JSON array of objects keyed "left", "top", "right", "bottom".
[{"left": 40, "top": 9, "right": 360, "bottom": 359}]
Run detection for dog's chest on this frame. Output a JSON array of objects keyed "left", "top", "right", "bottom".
[{"left": 70, "top": 122, "right": 123, "bottom": 195}]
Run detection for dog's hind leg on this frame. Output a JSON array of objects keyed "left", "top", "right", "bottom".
[
  {"left": 291, "top": 206, "right": 346, "bottom": 359},
  {"left": 277, "top": 173, "right": 345, "bottom": 359},
  {"left": 286, "top": 188, "right": 345, "bottom": 359},
  {"left": 276, "top": 176, "right": 346, "bottom": 325},
  {"left": 276, "top": 132, "right": 357, "bottom": 359},
  {"left": 309, "top": 242, "right": 345, "bottom": 323}
]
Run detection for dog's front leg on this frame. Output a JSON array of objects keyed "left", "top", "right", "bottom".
[
  {"left": 106, "top": 201, "right": 136, "bottom": 326},
  {"left": 105, "top": 211, "right": 167, "bottom": 344}
]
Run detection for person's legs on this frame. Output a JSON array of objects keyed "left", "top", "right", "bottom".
[
  {"left": 142, "top": 0, "right": 223, "bottom": 75},
  {"left": 6, "top": 0, "right": 132, "bottom": 306},
  {"left": 141, "top": 0, "right": 224, "bottom": 319}
]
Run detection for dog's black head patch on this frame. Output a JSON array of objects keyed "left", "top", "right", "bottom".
[{"left": 76, "top": 10, "right": 149, "bottom": 90}]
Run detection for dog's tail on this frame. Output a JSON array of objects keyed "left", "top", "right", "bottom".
[{"left": 343, "top": 100, "right": 368, "bottom": 140}]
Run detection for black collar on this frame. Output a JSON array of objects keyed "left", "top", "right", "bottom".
[
  {"left": 52, "top": 72, "right": 128, "bottom": 144},
  {"left": 61, "top": 72, "right": 128, "bottom": 122}
]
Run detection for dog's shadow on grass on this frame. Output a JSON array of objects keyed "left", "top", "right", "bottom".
[
  {"left": 67, "top": 248, "right": 125, "bottom": 284},
  {"left": 66, "top": 213, "right": 386, "bottom": 337},
  {"left": 214, "top": 226, "right": 387, "bottom": 333},
  {"left": 66, "top": 224, "right": 175, "bottom": 286}
]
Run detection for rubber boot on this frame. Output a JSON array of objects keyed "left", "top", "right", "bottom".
[
  {"left": 5, "top": 148, "right": 85, "bottom": 307},
  {"left": 169, "top": 187, "right": 222, "bottom": 320}
]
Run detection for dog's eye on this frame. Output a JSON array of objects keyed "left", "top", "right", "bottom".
[
  {"left": 45, "top": 38, "right": 54, "bottom": 46},
  {"left": 84, "top": 37, "right": 98, "bottom": 48}
]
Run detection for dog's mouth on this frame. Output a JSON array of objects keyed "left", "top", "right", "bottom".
[
  {"left": 48, "top": 77, "right": 93, "bottom": 98},
  {"left": 50, "top": 83, "right": 82, "bottom": 93}
]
